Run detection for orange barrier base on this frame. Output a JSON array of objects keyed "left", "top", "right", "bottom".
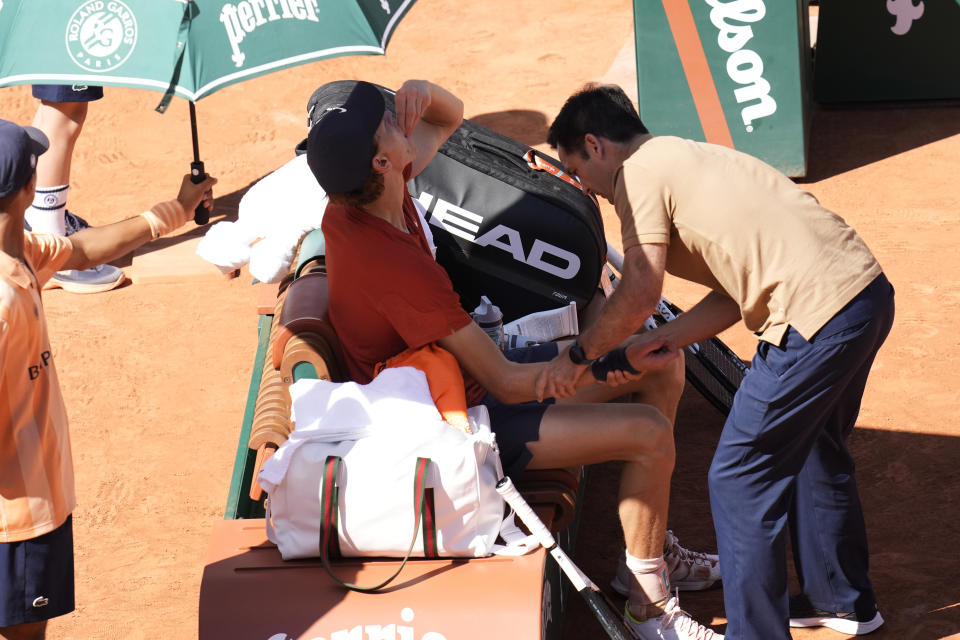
[{"left": 200, "top": 518, "right": 554, "bottom": 640}]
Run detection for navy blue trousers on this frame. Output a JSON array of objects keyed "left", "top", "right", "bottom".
[{"left": 708, "top": 274, "right": 894, "bottom": 640}]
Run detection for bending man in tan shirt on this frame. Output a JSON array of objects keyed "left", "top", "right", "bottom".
[{"left": 539, "top": 84, "right": 893, "bottom": 640}]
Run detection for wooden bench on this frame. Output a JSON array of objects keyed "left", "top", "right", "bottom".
[
  {"left": 245, "top": 234, "right": 582, "bottom": 531},
  {"left": 202, "top": 232, "right": 588, "bottom": 640}
]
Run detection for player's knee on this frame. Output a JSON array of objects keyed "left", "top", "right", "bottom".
[
  {"left": 629, "top": 352, "right": 686, "bottom": 423},
  {"left": 624, "top": 408, "right": 675, "bottom": 472},
  {"left": 657, "top": 349, "right": 686, "bottom": 395}
]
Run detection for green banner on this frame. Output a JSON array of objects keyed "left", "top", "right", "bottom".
[{"left": 633, "top": 0, "right": 812, "bottom": 177}]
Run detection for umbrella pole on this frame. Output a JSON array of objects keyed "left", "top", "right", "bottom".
[
  {"left": 190, "top": 101, "right": 202, "bottom": 164},
  {"left": 189, "top": 101, "right": 210, "bottom": 225}
]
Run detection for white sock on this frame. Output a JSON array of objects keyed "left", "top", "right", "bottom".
[
  {"left": 26, "top": 184, "right": 69, "bottom": 236},
  {"left": 625, "top": 553, "right": 671, "bottom": 613}
]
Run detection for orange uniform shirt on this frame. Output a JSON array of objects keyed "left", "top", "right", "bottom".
[{"left": 0, "top": 232, "right": 74, "bottom": 542}]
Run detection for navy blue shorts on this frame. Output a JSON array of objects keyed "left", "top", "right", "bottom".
[
  {"left": 0, "top": 516, "right": 75, "bottom": 627},
  {"left": 32, "top": 84, "right": 103, "bottom": 103},
  {"left": 481, "top": 343, "right": 558, "bottom": 480}
]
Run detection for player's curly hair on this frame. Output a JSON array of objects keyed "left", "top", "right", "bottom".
[{"left": 327, "top": 140, "right": 385, "bottom": 208}]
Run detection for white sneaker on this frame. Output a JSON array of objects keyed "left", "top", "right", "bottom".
[
  {"left": 789, "top": 594, "right": 884, "bottom": 635},
  {"left": 44, "top": 264, "right": 125, "bottom": 294},
  {"left": 625, "top": 595, "right": 724, "bottom": 640},
  {"left": 612, "top": 531, "right": 722, "bottom": 596}
]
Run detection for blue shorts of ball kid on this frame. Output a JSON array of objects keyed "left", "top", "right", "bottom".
[
  {"left": 32, "top": 84, "right": 104, "bottom": 103},
  {"left": 481, "top": 342, "right": 559, "bottom": 481},
  {"left": 0, "top": 516, "right": 75, "bottom": 627}
]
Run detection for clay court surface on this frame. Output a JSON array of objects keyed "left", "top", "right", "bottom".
[{"left": 1, "top": 1, "right": 959, "bottom": 638}]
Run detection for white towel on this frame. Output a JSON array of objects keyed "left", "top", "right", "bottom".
[
  {"left": 257, "top": 367, "right": 449, "bottom": 494},
  {"left": 196, "top": 154, "right": 328, "bottom": 283}
]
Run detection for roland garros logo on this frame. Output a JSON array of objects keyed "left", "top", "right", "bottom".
[{"left": 65, "top": 0, "right": 138, "bottom": 73}]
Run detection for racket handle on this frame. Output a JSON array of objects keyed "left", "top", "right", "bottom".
[
  {"left": 655, "top": 298, "right": 677, "bottom": 321},
  {"left": 496, "top": 477, "right": 556, "bottom": 549},
  {"left": 497, "top": 477, "right": 595, "bottom": 591},
  {"left": 190, "top": 161, "right": 210, "bottom": 225}
]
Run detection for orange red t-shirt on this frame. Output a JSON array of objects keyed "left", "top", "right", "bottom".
[
  {"left": 321, "top": 167, "right": 485, "bottom": 405},
  {"left": 0, "top": 232, "right": 75, "bottom": 542}
]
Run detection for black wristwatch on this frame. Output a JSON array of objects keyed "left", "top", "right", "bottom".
[{"left": 568, "top": 339, "right": 597, "bottom": 366}]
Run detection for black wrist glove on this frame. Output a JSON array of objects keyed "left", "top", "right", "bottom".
[{"left": 591, "top": 347, "right": 641, "bottom": 381}]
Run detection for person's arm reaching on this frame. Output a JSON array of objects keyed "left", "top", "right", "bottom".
[
  {"left": 629, "top": 289, "right": 742, "bottom": 353},
  {"left": 438, "top": 320, "right": 680, "bottom": 405},
  {"left": 437, "top": 321, "right": 605, "bottom": 404},
  {"left": 61, "top": 174, "right": 216, "bottom": 271},
  {"left": 536, "top": 242, "right": 668, "bottom": 399},
  {"left": 395, "top": 80, "right": 464, "bottom": 178}
]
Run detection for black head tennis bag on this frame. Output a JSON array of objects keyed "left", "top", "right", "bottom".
[{"left": 299, "top": 81, "right": 606, "bottom": 322}]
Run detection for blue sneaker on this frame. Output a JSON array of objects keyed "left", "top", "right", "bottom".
[
  {"left": 24, "top": 210, "right": 89, "bottom": 235},
  {"left": 63, "top": 210, "right": 90, "bottom": 236},
  {"left": 44, "top": 264, "right": 124, "bottom": 294}
]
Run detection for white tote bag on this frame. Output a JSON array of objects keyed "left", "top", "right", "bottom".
[{"left": 258, "top": 369, "right": 530, "bottom": 588}]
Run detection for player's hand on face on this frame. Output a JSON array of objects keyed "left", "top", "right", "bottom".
[
  {"left": 176, "top": 173, "right": 217, "bottom": 220},
  {"left": 395, "top": 80, "right": 432, "bottom": 136}
]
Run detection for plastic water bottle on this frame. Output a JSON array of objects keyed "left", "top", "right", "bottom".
[{"left": 472, "top": 296, "right": 504, "bottom": 348}]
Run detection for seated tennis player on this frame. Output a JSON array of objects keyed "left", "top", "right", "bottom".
[{"left": 305, "top": 79, "right": 722, "bottom": 640}]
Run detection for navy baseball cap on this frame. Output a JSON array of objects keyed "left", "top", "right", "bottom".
[
  {"left": 306, "top": 81, "right": 385, "bottom": 194},
  {"left": 0, "top": 119, "right": 49, "bottom": 199}
]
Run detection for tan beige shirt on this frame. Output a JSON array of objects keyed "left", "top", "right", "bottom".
[
  {"left": 615, "top": 136, "right": 882, "bottom": 345},
  {"left": 0, "top": 233, "right": 74, "bottom": 542}
]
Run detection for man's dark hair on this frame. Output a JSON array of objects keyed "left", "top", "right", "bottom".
[
  {"left": 547, "top": 84, "right": 648, "bottom": 157},
  {"left": 327, "top": 140, "right": 385, "bottom": 208}
]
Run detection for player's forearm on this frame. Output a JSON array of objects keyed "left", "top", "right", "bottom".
[
  {"left": 486, "top": 358, "right": 597, "bottom": 404},
  {"left": 420, "top": 82, "right": 463, "bottom": 134}
]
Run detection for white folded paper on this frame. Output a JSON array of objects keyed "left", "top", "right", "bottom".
[{"left": 503, "top": 301, "right": 579, "bottom": 342}]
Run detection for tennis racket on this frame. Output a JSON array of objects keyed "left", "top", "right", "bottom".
[
  {"left": 647, "top": 297, "right": 747, "bottom": 415},
  {"left": 496, "top": 477, "right": 636, "bottom": 640},
  {"left": 606, "top": 244, "right": 747, "bottom": 415}
]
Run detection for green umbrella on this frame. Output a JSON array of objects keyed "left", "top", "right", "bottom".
[{"left": 0, "top": 0, "right": 417, "bottom": 219}]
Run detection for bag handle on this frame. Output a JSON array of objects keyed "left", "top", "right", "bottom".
[
  {"left": 460, "top": 135, "right": 531, "bottom": 172},
  {"left": 318, "top": 455, "right": 437, "bottom": 591},
  {"left": 522, "top": 149, "right": 585, "bottom": 192}
]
